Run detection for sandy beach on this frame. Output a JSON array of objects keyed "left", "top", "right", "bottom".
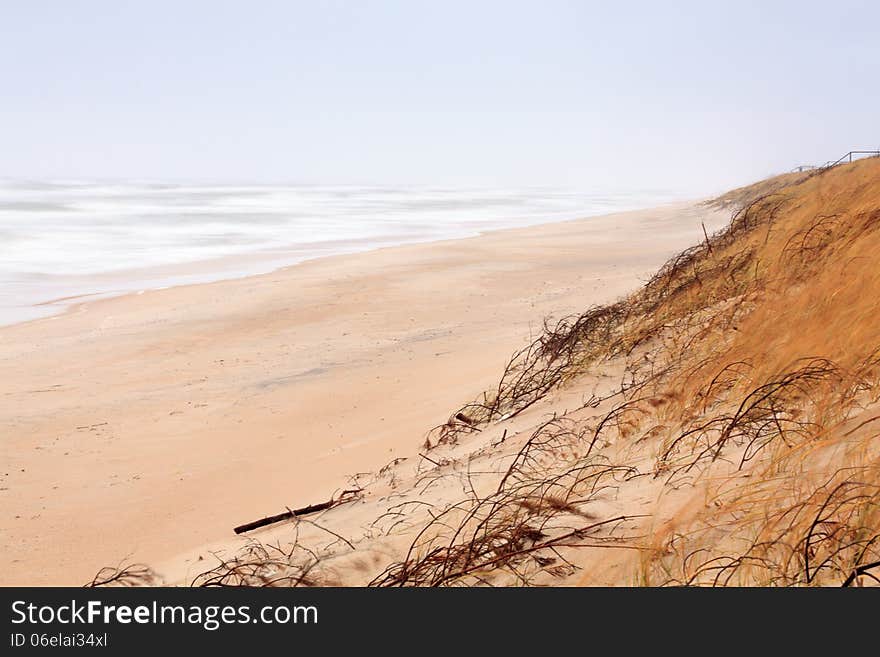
[{"left": 0, "top": 201, "right": 727, "bottom": 585}]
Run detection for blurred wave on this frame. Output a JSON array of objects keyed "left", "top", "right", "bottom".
[{"left": 0, "top": 181, "right": 682, "bottom": 325}]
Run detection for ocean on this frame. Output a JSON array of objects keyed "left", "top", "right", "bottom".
[{"left": 0, "top": 181, "right": 682, "bottom": 325}]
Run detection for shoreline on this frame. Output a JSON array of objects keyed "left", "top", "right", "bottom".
[
  {"left": 0, "top": 200, "right": 727, "bottom": 585},
  {"left": 2, "top": 199, "right": 694, "bottom": 330}
]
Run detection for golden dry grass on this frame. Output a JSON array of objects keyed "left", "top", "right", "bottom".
[{"left": 616, "top": 157, "right": 880, "bottom": 586}]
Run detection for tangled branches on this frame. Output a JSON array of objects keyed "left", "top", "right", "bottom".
[
  {"left": 424, "top": 304, "right": 629, "bottom": 448},
  {"left": 650, "top": 466, "right": 880, "bottom": 586},
  {"left": 86, "top": 563, "right": 158, "bottom": 587},
  {"left": 657, "top": 358, "right": 842, "bottom": 479},
  {"left": 374, "top": 419, "right": 639, "bottom": 586},
  {"left": 191, "top": 539, "right": 322, "bottom": 587}
]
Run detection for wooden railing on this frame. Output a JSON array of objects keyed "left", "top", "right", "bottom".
[{"left": 792, "top": 150, "right": 879, "bottom": 173}]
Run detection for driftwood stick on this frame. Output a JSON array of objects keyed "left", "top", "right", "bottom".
[{"left": 233, "top": 489, "right": 361, "bottom": 534}]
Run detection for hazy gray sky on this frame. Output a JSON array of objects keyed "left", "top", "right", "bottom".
[{"left": 1, "top": 1, "right": 877, "bottom": 193}]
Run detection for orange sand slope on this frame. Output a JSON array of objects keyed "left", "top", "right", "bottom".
[
  {"left": 0, "top": 201, "right": 724, "bottom": 586},
  {"left": 151, "top": 157, "right": 880, "bottom": 588}
]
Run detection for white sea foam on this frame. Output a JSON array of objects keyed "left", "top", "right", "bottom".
[{"left": 0, "top": 181, "right": 683, "bottom": 325}]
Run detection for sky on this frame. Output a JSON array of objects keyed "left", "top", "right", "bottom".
[{"left": 1, "top": 0, "right": 877, "bottom": 194}]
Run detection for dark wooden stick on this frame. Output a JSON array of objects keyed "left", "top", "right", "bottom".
[
  {"left": 419, "top": 452, "right": 442, "bottom": 467},
  {"left": 233, "top": 490, "right": 360, "bottom": 534}
]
